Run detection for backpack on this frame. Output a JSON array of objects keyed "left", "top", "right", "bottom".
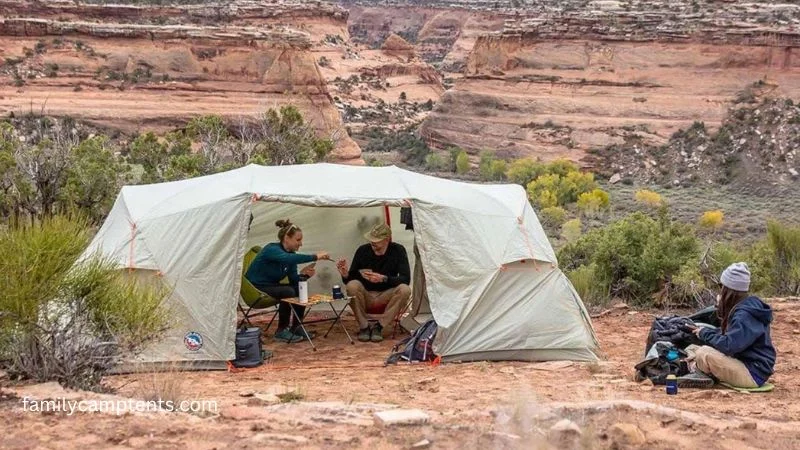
[
  {"left": 385, "top": 319, "right": 438, "bottom": 365},
  {"left": 634, "top": 341, "right": 690, "bottom": 385}
]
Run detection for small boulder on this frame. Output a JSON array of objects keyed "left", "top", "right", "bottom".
[
  {"left": 608, "top": 422, "right": 646, "bottom": 445},
  {"left": 374, "top": 409, "right": 430, "bottom": 427},
  {"left": 609, "top": 173, "right": 622, "bottom": 184},
  {"left": 549, "top": 418, "right": 582, "bottom": 438}
]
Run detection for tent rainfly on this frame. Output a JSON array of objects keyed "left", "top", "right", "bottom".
[{"left": 81, "top": 163, "right": 599, "bottom": 365}]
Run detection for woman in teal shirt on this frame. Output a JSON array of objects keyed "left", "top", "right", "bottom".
[{"left": 246, "top": 219, "right": 329, "bottom": 342}]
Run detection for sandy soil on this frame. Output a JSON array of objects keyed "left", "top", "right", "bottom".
[{"left": 2, "top": 299, "right": 799, "bottom": 449}]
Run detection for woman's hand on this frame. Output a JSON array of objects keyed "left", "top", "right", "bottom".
[
  {"left": 300, "top": 264, "right": 316, "bottom": 278},
  {"left": 315, "top": 251, "right": 330, "bottom": 261}
]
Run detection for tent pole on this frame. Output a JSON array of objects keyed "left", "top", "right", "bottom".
[{"left": 384, "top": 204, "right": 391, "bottom": 225}]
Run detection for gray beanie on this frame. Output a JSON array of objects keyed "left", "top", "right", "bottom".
[{"left": 720, "top": 262, "right": 751, "bottom": 292}]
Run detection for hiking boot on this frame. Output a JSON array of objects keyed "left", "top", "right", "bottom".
[
  {"left": 357, "top": 327, "right": 371, "bottom": 342},
  {"left": 677, "top": 370, "right": 715, "bottom": 389},
  {"left": 371, "top": 324, "right": 384, "bottom": 343},
  {"left": 292, "top": 328, "right": 316, "bottom": 341},
  {"left": 274, "top": 328, "right": 303, "bottom": 343}
]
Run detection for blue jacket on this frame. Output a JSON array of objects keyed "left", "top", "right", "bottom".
[
  {"left": 698, "top": 296, "right": 776, "bottom": 385},
  {"left": 245, "top": 243, "right": 316, "bottom": 288}
]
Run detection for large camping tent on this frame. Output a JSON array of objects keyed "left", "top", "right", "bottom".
[{"left": 81, "top": 163, "right": 599, "bottom": 365}]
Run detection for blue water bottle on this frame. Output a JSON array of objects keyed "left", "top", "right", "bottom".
[{"left": 666, "top": 374, "right": 678, "bottom": 395}]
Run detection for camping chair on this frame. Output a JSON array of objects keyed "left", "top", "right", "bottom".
[
  {"left": 365, "top": 293, "right": 411, "bottom": 339},
  {"left": 238, "top": 245, "right": 280, "bottom": 331}
]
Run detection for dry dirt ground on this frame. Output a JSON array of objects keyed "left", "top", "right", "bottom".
[{"left": 2, "top": 299, "right": 800, "bottom": 449}]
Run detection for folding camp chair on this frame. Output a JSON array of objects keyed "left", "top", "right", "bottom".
[
  {"left": 238, "top": 245, "right": 280, "bottom": 330},
  {"left": 365, "top": 293, "right": 411, "bottom": 339}
]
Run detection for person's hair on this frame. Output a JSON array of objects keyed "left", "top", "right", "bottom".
[
  {"left": 276, "top": 219, "right": 300, "bottom": 242},
  {"left": 718, "top": 285, "right": 748, "bottom": 333}
]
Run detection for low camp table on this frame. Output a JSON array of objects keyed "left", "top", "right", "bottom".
[{"left": 282, "top": 295, "right": 354, "bottom": 351}]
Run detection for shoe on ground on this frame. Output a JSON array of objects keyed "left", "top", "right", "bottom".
[
  {"left": 371, "top": 325, "right": 384, "bottom": 343},
  {"left": 358, "top": 327, "right": 371, "bottom": 342},
  {"left": 274, "top": 328, "right": 303, "bottom": 343},
  {"left": 292, "top": 328, "right": 316, "bottom": 341},
  {"left": 676, "top": 370, "right": 715, "bottom": 389}
]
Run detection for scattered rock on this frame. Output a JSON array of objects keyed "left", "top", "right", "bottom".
[
  {"left": 0, "top": 370, "right": 7, "bottom": 381},
  {"left": 611, "top": 302, "right": 629, "bottom": 310},
  {"left": 374, "top": 409, "right": 430, "bottom": 427},
  {"left": 789, "top": 168, "right": 798, "bottom": 177},
  {"left": 417, "top": 377, "right": 437, "bottom": 385},
  {"left": 251, "top": 433, "right": 309, "bottom": 444},
  {"left": 739, "top": 421, "right": 757, "bottom": 430},
  {"left": 609, "top": 173, "right": 622, "bottom": 184},
  {"left": 486, "top": 431, "right": 521, "bottom": 441},
  {"left": 239, "top": 391, "right": 255, "bottom": 398},
  {"left": 640, "top": 378, "right": 655, "bottom": 387},
  {"left": 246, "top": 393, "right": 281, "bottom": 406},
  {"left": 411, "top": 438, "right": 432, "bottom": 448},
  {"left": 608, "top": 422, "right": 646, "bottom": 445},
  {"left": 793, "top": 329, "right": 800, "bottom": 335},
  {"left": 499, "top": 367, "right": 516, "bottom": 375},
  {"left": 550, "top": 418, "right": 582, "bottom": 437}
]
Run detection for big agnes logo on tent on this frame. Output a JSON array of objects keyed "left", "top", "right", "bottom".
[{"left": 184, "top": 331, "right": 203, "bottom": 351}]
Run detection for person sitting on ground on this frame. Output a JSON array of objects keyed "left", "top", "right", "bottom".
[
  {"left": 336, "top": 223, "right": 410, "bottom": 343},
  {"left": 246, "top": 219, "right": 330, "bottom": 343},
  {"left": 684, "top": 262, "right": 776, "bottom": 388}
]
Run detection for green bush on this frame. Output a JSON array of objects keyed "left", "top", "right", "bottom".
[
  {"left": 526, "top": 170, "right": 597, "bottom": 209},
  {"left": 506, "top": 158, "right": 546, "bottom": 186},
  {"left": 540, "top": 206, "right": 567, "bottom": 228},
  {"left": 559, "top": 211, "right": 699, "bottom": 304},
  {"left": 425, "top": 153, "right": 447, "bottom": 171},
  {"left": 478, "top": 151, "right": 496, "bottom": 181},
  {"left": 0, "top": 216, "right": 169, "bottom": 390},
  {"left": 765, "top": 220, "right": 800, "bottom": 296},
  {"left": 576, "top": 188, "right": 610, "bottom": 218},
  {"left": 567, "top": 264, "right": 609, "bottom": 307},
  {"left": 489, "top": 160, "right": 507, "bottom": 181},
  {"left": 561, "top": 218, "right": 582, "bottom": 243},
  {"left": 455, "top": 150, "right": 470, "bottom": 174}
]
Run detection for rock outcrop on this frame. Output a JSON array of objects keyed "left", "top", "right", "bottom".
[{"left": 0, "top": 1, "right": 361, "bottom": 163}]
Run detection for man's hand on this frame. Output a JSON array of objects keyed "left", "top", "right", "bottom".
[
  {"left": 362, "top": 271, "right": 387, "bottom": 284},
  {"left": 336, "top": 259, "right": 348, "bottom": 277},
  {"left": 300, "top": 263, "right": 316, "bottom": 278},
  {"left": 691, "top": 327, "right": 703, "bottom": 337}
]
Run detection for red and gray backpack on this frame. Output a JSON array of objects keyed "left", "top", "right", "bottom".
[{"left": 385, "top": 320, "right": 438, "bottom": 365}]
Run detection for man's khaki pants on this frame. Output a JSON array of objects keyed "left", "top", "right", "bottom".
[
  {"left": 346, "top": 280, "right": 410, "bottom": 333},
  {"left": 686, "top": 344, "right": 758, "bottom": 388}
]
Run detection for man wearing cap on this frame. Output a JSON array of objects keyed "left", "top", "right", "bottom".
[
  {"left": 683, "top": 262, "right": 776, "bottom": 388},
  {"left": 336, "top": 223, "right": 411, "bottom": 342}
]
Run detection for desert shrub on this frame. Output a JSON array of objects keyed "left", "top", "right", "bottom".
[
  {"left": 455, "top": 150, "right": 470, "bottom": 174},
  {"left": 558, "top": 211, "right": 700, "bottom": 305},
  {"left": 561, "top": 218, "right": 582, "bottom": 243},
  {"left": 526, "top": 162, "right": 597, "bottom": 209},
  {"left": 424, "top": 153, "right": 447, "bottom": 171},
  {"left": 699, "top": 210, "right": 724, "bottom": 232},
  {"left": 0, "top": 216, "right": 169, "bottom": 390},
  {"left": 506, "top": 158, "right": 546, "bottom": 186},
  {"left": 567, "top": 264, "right": 609, "bottom": 306},
  {"left": 634, "top": 189, "right": 664, "bottom": 208},
  {"left": 478, "top": 151, "right": 496, "bottom": 181},
  {"left": 540, "top": 206, "right": 567, "bottom": 228},
  {"left": 765, "top": 220, "right": 800, "bottom": 295},
  {"left": 536, "top": 189, "right": 558, "bottom": 209},
  {"left": 576, "top": 188, "right": 610, "bottom": 218},
  {"left": 489, "top": 160, "right": 507, "bottom": 181}
]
